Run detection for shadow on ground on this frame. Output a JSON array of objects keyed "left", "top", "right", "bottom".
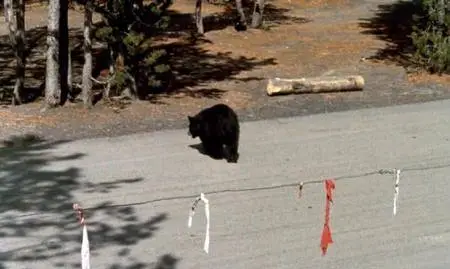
[
  {"left": 0, "top": 0, "right": 310, "bottom": 106},
  {"left": 155, "top": 0, "right": 311, "bottom": 99},
  {"left": 0, "top": 0, "right": 45, "bottom": 10},
  {"left": 358, "top": 0, "right": 420, "bottom": 68},
  {"left": 0, "top": 21, "right": 276, "bottom": 106},
  {"left": 161, "top": 36, "right": 277, "bottom": 94},
  {"left": 189, "top": 142, "right": 224, "bottom": 160},
  {"left": 165, "top": 0, "right": 311, "bottom": 34},
  {"left": 0, "top": 26, "right": 86, "bottom": 105},
  {"left": 0, "top": 26, "right": 46, "bottom": 104},
  {"left": 89, "top": 29, "right": 278, "bottom": 104},
  {"left": 0, "top": 134, "right": 179, "bottom": 269}
]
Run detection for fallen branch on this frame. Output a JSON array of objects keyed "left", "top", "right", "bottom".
[{"left": 266, "top": 75, "right": 365, "bottom": 96}]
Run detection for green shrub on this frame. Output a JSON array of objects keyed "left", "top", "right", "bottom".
[
  {"left": 94, "top": 0, "right": 173, "bottom": 99},
  {"left": 411, "top": 0, "right": 450, "bottom": 74}
]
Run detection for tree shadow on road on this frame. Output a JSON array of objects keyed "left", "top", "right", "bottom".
[
  {"left": 0, "top": 134, "right": 179, "bottom": 269},
  {"left": 108, "top": 254, "right": 180, "bottom": 269},
  {"left": 358, "top": 0, "right": 422, "bottom": 68}
]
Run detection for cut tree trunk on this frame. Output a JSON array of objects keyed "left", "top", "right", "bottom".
[
  {"left": 266, "top": 75, "right": 365, "bottom": 96},
  {"left": 44, "top": 0, "right": 61, "bottom": 108},
  {"left": 195, "top": 0, "right": 204, "bottom": 34},
  {"left": 82, "top": 0, "right": 93, "bottom": 108},
  {"left": 251, "top": 0, "right": 265, "bottom": 28}
]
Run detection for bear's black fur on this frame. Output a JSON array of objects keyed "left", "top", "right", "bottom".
[
  {"left": 234, "top": 20, "right": 247, "bottom": 32},
  {"left": 188, "top": 103, "right": 240, "bottom": 163}
]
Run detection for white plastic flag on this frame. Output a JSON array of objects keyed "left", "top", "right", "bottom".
[
  {"left": 81, "top": 224, "right": 91, "bottom": 269},
  {"left": 188, "top": 193, "right": 210, "bottom": 253},
  {"left": 73, "top": 203, "right": 91, "bottom": 269},
  {"left": 393, "top": 169, "right": 401, "bottom": 216}
]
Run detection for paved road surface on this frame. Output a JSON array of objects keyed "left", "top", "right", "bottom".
[{"left": 2, "top": 100, "right": 450, "bottom": 269}]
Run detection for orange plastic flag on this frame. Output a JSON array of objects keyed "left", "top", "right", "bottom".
[{"left": 320, "top": 179, "right": 335, "bottom": 255}]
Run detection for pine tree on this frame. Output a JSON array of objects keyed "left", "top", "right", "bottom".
[{"left": 93, "top": 0, "right": 173, "bottom": 100}]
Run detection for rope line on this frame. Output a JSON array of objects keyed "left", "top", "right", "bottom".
[{"left": 2, "top": 163, "right": 450, "bottom": 221}]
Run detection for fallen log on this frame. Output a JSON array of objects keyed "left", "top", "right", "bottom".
[{"left": 266, "top": 75, "right": 365, "bottom": 96}]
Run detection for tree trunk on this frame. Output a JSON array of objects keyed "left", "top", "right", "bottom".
[
  {"left": 59, "top": 0, "right": 69, "bottom": 105},
  {"left": 82, "top": 0, "right": 93, "bottom": 108},
  {"left": 44, "top": 0, "right": 61, "bottom": 108},
  {"left": 4, "top": 0, "right": 25, "bottom": 105},
  {"left": 104, "top": 46, "right": 115, "bottom": 99},
  {"left": 4, "top": 0, "right": 14, "bottom": 38},
  {"left": 12, "top": 0, "right": 26, "bottom": 105},
  {"left": 251, "top": 0, "right": 265, "bottom": 28},
  {"left": 67, "top": 46, "right": 74, "bottom": 101},
  {"left": 115, "top": 52, "right": 137, "bottom": 99},
  {"left": 235, "top": 0, "right": 247, "bottom": 26},
  {"left": 195, "top": 0, "right": 204, "bottom": 34}
]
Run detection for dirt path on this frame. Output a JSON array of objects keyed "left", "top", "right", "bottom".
[{"left": 0, "top": 0, "right": 449, "bottom": 141}]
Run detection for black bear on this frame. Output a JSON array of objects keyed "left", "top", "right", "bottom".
[
  {"left": 234, "top": 20, "right": 247, "bottom": 32},
  {"left": 188, "top": 103, "right": 240, "bottom": 163}
]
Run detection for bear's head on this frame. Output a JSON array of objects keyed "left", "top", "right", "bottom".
[{"left": 187, "top": 115, "right": 201, "bottom": 138}]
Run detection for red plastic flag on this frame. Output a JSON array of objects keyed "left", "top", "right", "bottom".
[{"left": 320, "top": 179, "right": 335, "bottom": 256}]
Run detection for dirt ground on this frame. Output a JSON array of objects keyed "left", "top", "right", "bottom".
[{"left": 0, "top": 0, "right": 449, "bottom": 140}]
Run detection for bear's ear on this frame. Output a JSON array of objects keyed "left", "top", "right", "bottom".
[{"left": 187, "top": 116, "right": 194, "bottom": 122}]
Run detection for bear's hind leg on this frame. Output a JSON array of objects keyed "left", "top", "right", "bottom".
[{"left": 202, "top": 139, "right": 224, "bottom": 159}]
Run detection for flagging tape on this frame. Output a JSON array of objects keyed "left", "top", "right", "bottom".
[
  {"left": 320, "top": 179, "right": 335, "bottom": 256},
  {"left": 188, "top": 196, "right": 201, "bottom": 228},
  {"left": 188, "top": 193, "right": 210, "bottom": 253},
  {"left": 298, "top": 182, "right": 304, "bottom": 199},
  {"left": 393, "top": 169, "right": 401, "bottom": 216},
  {"left": 81, "top": 224, "right": 91, "bottom": 269},
  {"left": 73, "top": 203, "right": 85, "bottom": 225},
  {"left": 73, "top": 203, "right": 91, "bottom": 269},
  {"left": 66, "top": 166, "right": 413, "bottom": 261}
]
